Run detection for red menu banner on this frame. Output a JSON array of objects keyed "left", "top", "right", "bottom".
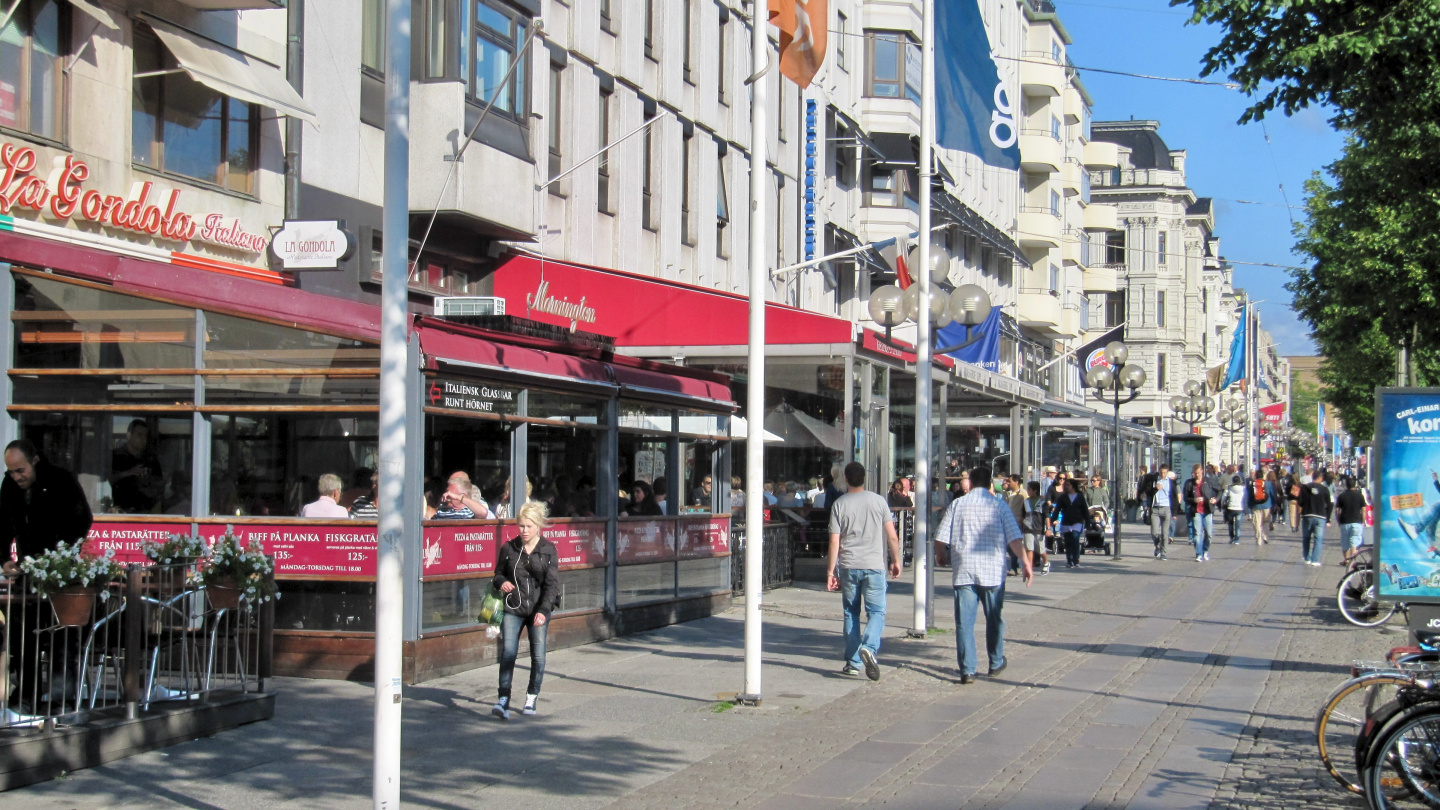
[
  {"left": 616, "top": 520, "right": 675, "bottom": 563},
  {"left": 678, "top": 516, "right": 731, "bottom": 558},
  {"left": 497, "top": 521, "right": 608, "bottom": 569},
  {"left": 197, "top": 524, "right": 376, "bottom": 578},
  {"left": 423, "top": 524, "right": 498, "bottom": 577},
  {"left": 85, "top": 523, "right": 192, "bottom": 564}
]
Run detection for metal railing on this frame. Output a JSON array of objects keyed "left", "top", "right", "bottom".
[
  {"left": 1, "top": 563, "right": 274, "bottom": 731},
  {"left": 730, "top": 523, "right": 794, "bottom": 593}
]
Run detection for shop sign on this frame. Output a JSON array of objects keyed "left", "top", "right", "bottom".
[
  {"left": 85, "top": 522, "right": 192, "bottom": 564},
  {"left": 500, "top": 520, "right": 607, "bottom": 568},
  {"left": 423, "top": 523, "right": 497, "bottom": 576},
  {"left": 1130, "top": 417, "right": 1155, "bottom": 427},
  {"left": 616, "top": 520, "right": 675, "bottom": 563},
  {"left": 524, "top": 279, "right": 598, "bottom": 332},
  {"left": 426, "top": 378, "right": 518, "bottom": 415},
  {"left": 678, "top": 517, "right": 730, "bottom": 557},
  {"left": 197, "top": 523, "right": 376, "bottom": 577},
  {"left": 271, "top": 220, "right": 354, "bottom": 269},
  {"left": 0, "top": 141, "right": 268, "bottom": 255}
]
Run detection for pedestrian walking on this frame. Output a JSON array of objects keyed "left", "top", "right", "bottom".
[
  {"left": 491, "top": 501, "right": 560, "bottom": 720},
  {"left": 935, "top": 467, "right": 1030, "bottom": 685},
  {"left": 1299, "top": 471, "right": 1333, "bottom": 567},
  {"left": 1004, "top": 475, "right": 1027, "bottom": 577},
  {"left": 1224, "top": 475, "right": 1246, "bottom": 544},
  {"left": 1023, "top": 481, "right": 1050, "bottom": 575},
  {"left": 1147, "top": 464, "right": 1175, "bottom": 559},
  {"left": 826, "top": 462, "right": 902, "bottom": 681},
  {"left": 1284, "top": 470, "right": 1302, "bottom": 532},
  {"left": 1336, "top": 474, "right": 1367, "bottom": 565},
  {"left": 1183, "top": 464, "right": 1219, "bottom": 562},
  {"left": 1054, "top": 478, "right": 1089, "bottom": 569},
  {"left": 1246, "top": 469, "right": 1271, "bottom": 545},
  {"left": 1265, "top": 469, "right": 1283, "bottom": 532}
]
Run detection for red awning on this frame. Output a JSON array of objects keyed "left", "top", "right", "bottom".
[
  {"left": 417, "top": 323, "right": 615, "bottom": 388},
  {"left": 490, "top": 254, "right": 853, "bottom": 347},
  {"left": 610, "top": 362, "right": 732, "bottom": 406}
]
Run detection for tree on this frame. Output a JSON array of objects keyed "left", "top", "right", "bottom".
[{"left": 1290, "top": 373, "right": 1320, "bottom": 436}]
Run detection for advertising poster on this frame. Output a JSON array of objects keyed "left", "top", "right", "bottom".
[
  {"left": 422, "top": 523, "right": 498, "bottom": 577},
  {"left": 1375, "top": 389, "right": 1440, "bottom": 601}
]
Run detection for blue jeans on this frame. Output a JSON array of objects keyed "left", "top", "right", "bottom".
[
  {"left": 1226, "top": 511, "right": 1242, "bottom": 542},
  {"left": 498, "top": 611, "right": 549, "bottom": 700},
  {"left": 1062, "top": 529, "right": 1082, "bottom": 566},
  {"left": 1302, "top": 516, "right": 1327, "bottom": 564},
  {"left": 954, "top": 583, "right": 1006, "bottom": 676},
  {"left": 1188, "top": 512, "right": 1213, "bottom": 556},
  {"left": 839, "top": 567, "right": 886, "bottom": 668}
]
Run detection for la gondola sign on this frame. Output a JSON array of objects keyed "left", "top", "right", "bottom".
[{"left": 271, "top": 220, "right": 354, "bottom": 270}]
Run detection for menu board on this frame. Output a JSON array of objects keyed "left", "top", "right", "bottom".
[
  {"left": 197, "top": 524, "right": 376, "bottom": 578},
  {"left": 422, "top": 523, "right": 498, "bottom": 577},
  {"left": 85, "top": 523, "right": 193, "bottom": 564},
  {"left": 498, "top": 521, "right": 607, "bottom": 569},
  {"left": 616, "top": 520, "right": 675, "bottom": 563},
  {"left": 678, "top": 516, "right": 731, "bottom": 558}
]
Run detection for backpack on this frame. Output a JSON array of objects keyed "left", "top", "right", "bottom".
[{"left": 1252, "top": 479, "right": 1267, "bottom": 503}]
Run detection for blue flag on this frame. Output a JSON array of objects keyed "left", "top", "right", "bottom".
[
  {"left": 935, "top": 0, "right": 1021, "bottom": 170},
  {"left": 1222, "top": 304, "right": 1246, "bottom": 389},
  {"left": 940, "top": 306, "right": 1002, "bottom": 371}
]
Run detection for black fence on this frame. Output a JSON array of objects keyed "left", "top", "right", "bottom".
[
  {"left": 730, "top": 523, "right": 795, "bottom": 593},
  {"left": 1, "top": 563, "right": 274, "bottom": 732}
]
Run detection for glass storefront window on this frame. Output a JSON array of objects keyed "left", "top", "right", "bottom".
[
  {"left": 427, "top": 414, "right": 512, "bottom": 517},
  {"left": 619, "top": 436, "right": 671, "bottom": 515},
  {"left": 678, "top": 557, "right": 730, "bottom": 597},
  {"left": 204, "top": 375, "right": 379, "bottom": 406},
  {"left": 422, "top": 576, "right": 488, "bottom": 631},
  {"left": 677, "top": 409, "right": 724, "bottom": 437},
  {"left": 619, "top": 401, "right": 673, "bottom": 433},
  {"left": 210, "top": 414, "right": 378, "bottom": 516},
  {"left": 274, "top": 581, "right": 375, "bottom": 631},
  {"left": 529, "top": 423, "right": 602, "bottom": 518},
  {"left": 204, "top": 311, "right": 378, "bottom": 370},
  {"left": 11, "top": 373, "right": 194, "bottom": 405},
  {"left": 17, "top": 412, "right": 193, "bottom": 515},
  {"left": 528, "top": 390, "right": 607, "bottom": 425},
  {"left": 680, "top": 438, "right": 720, "bottom": 512},
  {"left": 617, "top": 561, "right": 675, "bottom": 605},
  {"left": 14, "top": 274, "right": 196, "bottom": 370}
]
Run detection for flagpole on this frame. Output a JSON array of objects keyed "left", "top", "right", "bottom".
[
  {"left": 910, "top": 0, "right": 936, "bottom": 639},
  {"left": 739, "top": 3, "right": 770, "bottom": 707}
]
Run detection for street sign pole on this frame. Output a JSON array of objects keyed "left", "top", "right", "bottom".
[{"left": 910, "top": 0, "right": 936, "bottom": 638}]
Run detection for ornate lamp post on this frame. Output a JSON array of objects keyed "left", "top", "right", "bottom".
[
  {"left": 1216, "top": 396, "right": 1248, "bottom": 468},
  {"left": 1084, "top": 341, "right": 1146, "bottom": 559},
  {"left": 1168, "top": 380, "right": 1215, "bottom": 433}
]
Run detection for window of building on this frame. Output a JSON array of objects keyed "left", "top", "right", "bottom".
[
  {"left": 1156, "top": 290, "right": 1167, "bottom": 327},
  {"left": 863, "top": 165, "right": 917, "bottom": 209},
  {"left": 546, "top": 62, "right": 563, "bottom": 189},
  {"left": 716, "top": 144, "right": 729, "bottom": 257},
  {"left": 1156, "top": 353, "right": 1167, "bottom": 392},
  {"left": 132, "top": 26, "right": 258, "bottom": 195},
  {"left": 470, "top": 0, "right": 529, "bottom": 118},
  {"left": 682, "top": 0, "right": 694, "bottom": 83},
  {"left": 1157, "top": 231, "right": 1168, "bottom": 265},
  {"left": 642, "top": 101, "right": 657, "bottom": 231},
  {"left": 597, "top": 88, "right": 612, "bottom": 213},
  {"left": 0, "top": 0, "right": 65, "bottom": 142},
  {"left": 865, "top": 32, "right": 919, "bottom": 102},
  {"left": 643, "top": 0, "right": 655, "bottom": 59},
  {"left": 776, "top": 65, "right": 786, "bottom": 141},
  {"left": 1051, "top": 41, "right": 1061, "bottom": 62},
  {"left": 1049, "top": 263, "right": 1059, "bottom": 294},
  {"left": 1049, "top": 190, "right": 1060, "bottom": 217},
  {"left": 718, "top": 9, "right": 729, "bottom": 105},
  {"left": 426, "top": 0, "right": 448, "bottom": 78},
  {"left": 1080, "top": 294, "right": 1090, "bottom": 331},
  {"left": 1104, "top": 292, "right": 1124, "bottom": 327},
  {"left": 836, "top": 11, "right": 848, "bottom": 70},
  {"left": 361, "top": 0, "right": 385, "bottom": 74},
  {"left": 1105, "top": 231, "right": 1125, "bottom": 265},
  {"left": 833, "top": 116, "right": 855, "bottom": 187},
  {"left": 774, "top": 172, "right": 785, "bottom": 268},
  {"left": 681, "top": 128, "right": 695, "bottom": 246},
  {"left": 600, "top": 0, "right": 613, "bottom": 34},
  {"left": 1109, "top": 167, "right": 1121, "bottom": 185},
  {"left": 1050, "top": 115, "right": 1060, "bottom": 141}
]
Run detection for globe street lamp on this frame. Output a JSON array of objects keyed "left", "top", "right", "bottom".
[
  {"left": 1168, "top": 380, "right": 1216, "bottom": 433},
  {"left": 1216, "top": 396, "right": 1248, "bottom": 467},
  {"left": 1084, "top": 341, "right": 1146, "bottom": 559}
]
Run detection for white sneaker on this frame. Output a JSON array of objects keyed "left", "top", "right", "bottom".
[
  {"left": 522, "top": 694, "right": 538, "bottom": 716},
  {"left": 1204, "top": 552, "right": 1210, "bottom": 561},
  {"left": 491, "top": 701, "right": 510, "bottom": 721}
]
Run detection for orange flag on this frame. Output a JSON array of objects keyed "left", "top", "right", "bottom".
[{"left": 768, "top": 0, "right": 829, "bottom": 89}]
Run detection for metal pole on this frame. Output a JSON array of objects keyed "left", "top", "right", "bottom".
[
  {"left": 739, "top": 9, "right": 770, "bottom": 707},
  {"left": 1112, "top": 396, "right": 1122, "bottom": 558},
  {"left": 374, "top": 0, "right": 409, "bottom": 803},
  {"left": 910, "top": 0, "right": 935, "bottom": 639}
]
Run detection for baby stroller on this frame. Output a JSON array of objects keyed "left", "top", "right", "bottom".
[{"left": 1084, "top": 505, "right": 1112, "bottom": 555}]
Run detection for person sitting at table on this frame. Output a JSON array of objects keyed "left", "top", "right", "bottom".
[
  {"left": 445, "top": 470, "right": 490, "bottom": 518},
  {"left": 301, "top": 474, "right": 349, "bottom": 518},
  {"left": 349, "top": 470, "right": 379, "bottom": 519},
  {"left": 110, "top": 419, "right": 164, "bottom": 514},
  {"left": 623, "top": 480, "right": 663, "bottom": 516},
  {"left": 339, "top": 467, "right": 373, "bottom": 510},
  {"left": 427, "top": 482, "right": 477, "bottom": 520}
]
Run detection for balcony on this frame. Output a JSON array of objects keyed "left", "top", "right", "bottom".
[
  {"left": 1018, "top": 289, "right": 1062, "bottom": 330},
  {"left": 1020, "top": 52, "right": 1064, "bottom": 97},
  {"left": 1063, "top": 87, "right": 1083, "bottom": 125},
  {"left": 1061, "top": 230, "right": 1085, "bottom": 266},
  {"left": 1018, "top": 206, "right": 1062, "bottom": 248},
  {"left": 1083, "top": 204, "right": 1120, "bottom": 231},
  {"left": 1059, "top": 303, "right": 1083, "bottom": 338},
  {"left": 1019, "top": 130, "right": 1063, "bottom": 173},
  {"left": 1061, "top": 158, "right": 1083, "bottom": 196},
  {"left": 1084, "top": 139, "right": 1120, "bottom": 169},
  {"left": 1084, "top": 263, "right": 1120, "bottom": 293}
]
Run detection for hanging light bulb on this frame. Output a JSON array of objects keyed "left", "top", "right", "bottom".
[
  {"left": 947, "top": 284, "right": 993, "bottom": 327},
  {"left": 867, "top": 285, "right": 906, "bottom": 327}
]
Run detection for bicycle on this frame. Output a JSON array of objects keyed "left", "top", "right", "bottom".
[
  {"left": 1317, "top": 660, "right": 1436, "bottom": 795},
  {"left": 1360, "top": 697, "right": 1440, "bottom": 809},
  {"left": 1338, "top": 548, "right": 1404, "bottom": 628}
]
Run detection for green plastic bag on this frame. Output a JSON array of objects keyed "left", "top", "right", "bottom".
[{"left": 478, "top": 587, "right": 504, "bottom": 626}]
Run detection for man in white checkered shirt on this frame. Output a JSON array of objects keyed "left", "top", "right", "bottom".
[{"left": 935, "top": 466, "right": 1031, "bottom": 684}]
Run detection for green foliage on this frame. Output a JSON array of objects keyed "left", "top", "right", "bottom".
[
  {"left": 1290, "top": 374, "right": 1321, "bottom": 435},
  {"left": 201, "top": 528, "right": 277, "bottom": 604},
  {"left": 18, "top": 540, "right": 124, "bottom": 599}
]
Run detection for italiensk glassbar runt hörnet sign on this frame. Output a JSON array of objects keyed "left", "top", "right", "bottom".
[
  {"left": 425, "top": 378, "right": 518, "bottom": 415},
  {"left": 1375, "top": 388, "right": 1440, "bottom": 602}
]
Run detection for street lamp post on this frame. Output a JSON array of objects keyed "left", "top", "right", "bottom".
[
  {"left": 1168, "top": 380, "right": 1216, "bottom": 433},
  {"left": 1083, "top": 341, "right": 1146, "bottom": 559},
  {"left": 1216, "top": 397, "right": 1248, "bottom": 468}
]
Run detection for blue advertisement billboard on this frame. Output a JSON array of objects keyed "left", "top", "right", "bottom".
[{"left": 1375, "top": 389, "right": 1440, "bottom": 601}]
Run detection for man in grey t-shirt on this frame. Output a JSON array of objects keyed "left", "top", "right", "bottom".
[{"left": 827, "top": 461, "right": 902, "bottom": 681}]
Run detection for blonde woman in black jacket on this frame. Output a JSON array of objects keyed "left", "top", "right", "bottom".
[{"left": 491, "top": 500, "right": 560, "bottom": 720}]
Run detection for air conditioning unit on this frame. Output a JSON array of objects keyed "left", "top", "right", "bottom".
[{"left": 434, "top": 296, "right": 506, "bottom": 317}]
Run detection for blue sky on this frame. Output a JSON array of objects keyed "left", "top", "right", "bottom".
[{"left": 1057, "top": 0, "right": 1345, "bottom": 358}]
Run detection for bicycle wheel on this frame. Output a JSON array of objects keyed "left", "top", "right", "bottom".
[
  {"left": 1317, "top": 673, "right": 1415, "bottom": 793},
  {"left": 1364, "top": 703, "right": 1440, "bottom": 808},
  {"left": 1339, "top": 568, "right": 1399, "bottom": 628},
  {"left": 1358, "top": 695, "right": 1434, "bottom": 804}
]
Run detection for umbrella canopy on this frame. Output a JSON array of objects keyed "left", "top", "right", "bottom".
[
  {"left": 729, "top": 416, "right": 784, "bottom": 443},
  {"left": 763, "top": 404, "right": 844, "bottom": 450}
]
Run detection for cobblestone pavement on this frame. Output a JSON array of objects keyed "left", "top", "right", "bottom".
[{"left": 2, "top": 520, "right": 1397, "bottom": 809}]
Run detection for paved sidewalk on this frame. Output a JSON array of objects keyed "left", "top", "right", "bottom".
[{"left": 1, "top": 520, "right": 1395, "bottom": 809}]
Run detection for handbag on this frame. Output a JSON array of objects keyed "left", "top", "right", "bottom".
[{"left": 478, "top": 586, "right": 504, "bottom": 626}]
